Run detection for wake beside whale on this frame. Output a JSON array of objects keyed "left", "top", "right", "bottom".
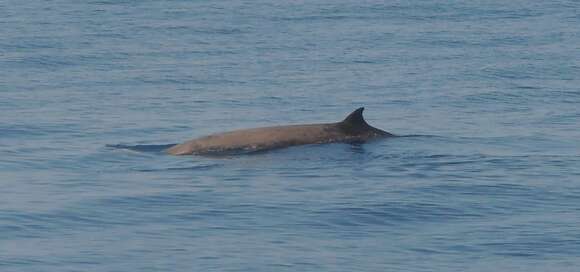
[{"left": 167, "top": 107, "right": 394, "bottom": 156}]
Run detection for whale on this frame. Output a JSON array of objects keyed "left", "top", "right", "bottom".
[{"left": 167, "top": 107, "right": 393, "bottom": 155}]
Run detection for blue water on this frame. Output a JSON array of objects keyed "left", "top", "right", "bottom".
[{"left": 2, "top": 0, "right": 580, "bottom": 271}]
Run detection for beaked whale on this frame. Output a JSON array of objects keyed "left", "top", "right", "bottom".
[{"left": 167, "top": 107, "right": 393, "bottom": 155}]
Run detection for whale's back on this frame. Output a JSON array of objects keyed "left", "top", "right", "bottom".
[
  {"left": 167, "top": 123, "right": 340, "bottom": 155},
  {"left": 167, "top": 107, "right": 392, "bottom": 155}
]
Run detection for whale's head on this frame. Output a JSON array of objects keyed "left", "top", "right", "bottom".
[{"left": 337, "top": 107, "right": 393, "bottom": 140}]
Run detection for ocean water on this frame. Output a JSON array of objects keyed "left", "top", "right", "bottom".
[{"left": 1, "top": 0, "right": 580, "bottom": 271}]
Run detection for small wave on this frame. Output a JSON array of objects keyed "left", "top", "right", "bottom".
[
  {"left": 136, "top": 164, "right": 221, "bottom": 172},
  {"left": 315, "top": 202, "right": 481, "bottom": 228},
  {"left": 397, "top": 134, "right": 443, "bottom": 138},
  {"left": 106, "top": 144, "right": 176, "bottom": 153}
]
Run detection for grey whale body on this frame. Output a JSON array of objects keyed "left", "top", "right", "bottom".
[{"left": 167, "top": 107, "right": 393, "bottom": 155}]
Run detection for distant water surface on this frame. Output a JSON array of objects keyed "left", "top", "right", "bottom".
[{"left": 1, "top": 0, "right": 580, "bottom": 271}]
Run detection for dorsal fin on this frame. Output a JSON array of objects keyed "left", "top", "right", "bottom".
[
  {"left": 342, "top": 107, "right": 366, "bottom": 125},
  {"left": 338, "top": 107, "right": 370, "bottom": 134}
]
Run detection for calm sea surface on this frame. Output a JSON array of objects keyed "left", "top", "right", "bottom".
[{"left": 1, "top": 1, "right": 580, "bottom": 271}]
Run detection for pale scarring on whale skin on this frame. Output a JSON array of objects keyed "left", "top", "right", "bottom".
[{"left": 167, "top": 107, "right": 393, "bottom": 155}]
